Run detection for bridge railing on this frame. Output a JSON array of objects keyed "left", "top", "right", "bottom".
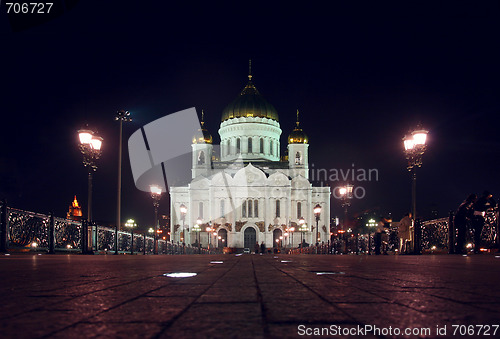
[
  {"left": 286, "top": 208, "right": 498, "bottom": 255},
  {"left": 0, "top": 202, "right": 221, "bottom": 254}
]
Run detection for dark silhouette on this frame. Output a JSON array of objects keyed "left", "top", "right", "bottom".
[
  {"left": 260, "top": 241, "right": 266, "bottom": 254},
  {"left": 254, "top": 242, "right": 260, "bottom": 254},
  {"left": 454, "top": 194, "right": 477, "bottom": 254},
  {"left": 472, "top": 191, "right": 496, "bottom": 254}
]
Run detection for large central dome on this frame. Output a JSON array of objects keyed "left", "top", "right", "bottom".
[{"left": 221, "top": 78, "right": 279, "bottom": 122}]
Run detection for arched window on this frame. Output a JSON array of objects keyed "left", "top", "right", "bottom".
[
  {"left": 297, "top": 202, "right": 302, "bottom": 218},
  {"left": 242, "top": 201, "right": 247, "bottom": 218},
  {"left": 270, "top": 140, "right": 273, "bottom": 156},
  {"left": 248, "top": 138, "right": 253, "bottom": 153},
  {"left": 260, "top": 138, "right": 264, "bottom": 153},
  {"left": 236, "top": 138, "right": 241, "bottom": 153},
  {"left": 197, "top": 151, "right": 205, "bottom": 165},
  {"left": 254, "top": 199, "right": 258, "bottom": 218},
  {"left": 276, "top": 200, "right": 280, "bottom": 218},
  {"left": 295, "top": 152, "right": 301, "bottom": 165},
  {"left": 220, "top": 200, "right": 225, "bottom": 218},
  {"left": 248, "top": 200, "right": 253, "bottom": 218},
  {"left": 199, "top": 202, "right": 203, "bottom": 218},
  {"left": 227, "top": 140, "right": 230, "bottom": 156}
]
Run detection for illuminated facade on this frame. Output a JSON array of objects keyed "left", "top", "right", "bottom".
[
  {"left": 66, "top": 196, "right": 82, "bottom": 221},
  {"left": 170, "top": 71, "right": 330, "bottom": 249}
]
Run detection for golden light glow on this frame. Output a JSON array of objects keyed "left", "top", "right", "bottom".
[
  {"left": 72, "top": 196, "right": 80, "bottom": 208},
  {"left": 90, "top": 136, "right": 103, "bottom": 150},
  {"left": 150, "top": 185, "right": 162, "bottom": 195},
  {"left": 412, "top": 129, "right": 428, "bottom": 145},
  {"left": 78, "top": 130, "right": 93, "bottom": 144}
]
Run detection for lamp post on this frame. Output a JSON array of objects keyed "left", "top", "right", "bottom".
[
  {"left": 205, "top": 225, "right": 213, "bottom": 249},
  {"left": 194, "top": 217, "right": 202, "bottom": 248},
  {"left": 313, "top": 204, "right": 322, "bottom": 246},
  {"left": 179, "top": 204, "right": 187, "bottom": 244},
  {"left": 366, "top": 218, "right": 377, "bottom": 255},
  {"left": 339, "top": 184, "right": 353, "bottom": 231},
  {"left": 115, "top": 110, "right": 131, "bottom": 255},
  {"left": 403, "top": 125, "right": 429, "bottom": 220},
  {"left": 147, "top": 227, "right": 154, "bottom": 254},
  {"left": 150, "top": 185, "right": 162, "bottom": 254},
  {"left": 299, "top": 217, "right": 306, "bottom": 252},
  {"left": 78, "top": 128, "right": 103, "bottom": 254},
  {"left": 339, "top": 185, "right": 353, "bottom": 254},
  {"left": 125, "top": 219, "right": 137, "bottom": 255}
]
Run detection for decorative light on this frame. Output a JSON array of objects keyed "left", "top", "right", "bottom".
[
  {"left": 403, "top": 135, "right": 415, "bottom": 151},
  {"left": 150, "top": 185, "right": 162, "bottom": 195},
  {"left": 314, "top": 204, "right": 322, "bottom": 216},
  {"left": 125, "top": 219, "right": 137, "bottom": 228},
  {"left": 196, "top": 217, "right": 202, "bottom": 225},
  {"left": 180, "top": 204, "right": 187, "bottom": 215},
  {"left": 78, "top": 129, "right": 93, "bottom": 144},
  {"left": 412, "top": 128, "right": 428, "bottom": 145},
  {"left": 90, "top": 136, "right": 103, "bottom": 150}
]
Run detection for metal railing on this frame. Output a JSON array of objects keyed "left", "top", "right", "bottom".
[
  {"left": 287, "top": 208, "right": 498, "bottom": 255},
  {"left": 0, "top": 201, "right": 221, "bottom": 255}
]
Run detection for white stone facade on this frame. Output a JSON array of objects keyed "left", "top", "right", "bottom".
[{"left": 169, "top": 82, "right": 330, "bottom": 250}]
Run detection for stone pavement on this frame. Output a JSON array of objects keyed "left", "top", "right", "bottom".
[{"left": 0, "top": 253, "right": 500, "bottom": 338}]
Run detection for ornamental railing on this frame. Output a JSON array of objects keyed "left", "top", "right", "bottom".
[
  {"left": 287, "top": 208, "right": 498, "bottom": 255},
  {"left": 0, "top": 202, "right": 221, "bottom": 255}
]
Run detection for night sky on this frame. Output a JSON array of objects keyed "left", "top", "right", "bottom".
[{"left": 1, "top": 1, "right": 499, "bottom": 229}]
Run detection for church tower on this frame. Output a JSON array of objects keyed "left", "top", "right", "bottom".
[
  {"left": 287, "top": 110, "right": 309, "bottom": 179},
  {"left": 192, "top": 110, "right": 213, "bottom": 178}
]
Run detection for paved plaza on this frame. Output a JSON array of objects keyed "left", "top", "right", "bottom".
[{"left": 0, "top": 253, "right": 499, "bottom": 338}]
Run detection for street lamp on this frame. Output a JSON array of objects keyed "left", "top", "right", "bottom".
[
  {"left": 125, "top": 219, "right": 137, "bottom": 255},
  {"left": 194, "top": 217, "right": 202, "bottom": 248},
  {"left": 150, "top": 185, "right": 162, "bottom": 254},
  {"left": 78, "top": 127, "right": 103, "bottom": 254},
  {"left": 299, "top": 217, "right": 307, "bottom": 251},
  {"left": 366, "top": 218, "right": 377, "bottom": 255},
  {"left": 313, "top": 204, "right": 322, "bottom": 246},
  {"left": 403, "top": 125, "right": 429, "bottom": 220},
  {"left": 179, "top": 204, "right": 187, "bottom": 244},
  {"left": 115, "top": 109, "right": 131, "bottom": 255},
  {"left": 206, "top": 225, "right": 213, "bottom": 249},
  {"left": 339, "top": 184, "right": 353, "bottom": 231}
]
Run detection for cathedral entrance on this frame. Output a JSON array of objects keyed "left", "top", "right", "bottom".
[
  {"left": 243, "top": 227, "right": 256, "bottom": 249},
  {"left": 218, "top": 229, "right": 227, "bottom": 248},
  {"left": 273, "top": 229, "right": 282, "bottom": 248}
]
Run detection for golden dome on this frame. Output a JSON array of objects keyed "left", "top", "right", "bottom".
[
  {"left": 221, "top": 62, "right": 279, "bottom": 122},
  {"left": 288, "top": 110, "right": 308, "bottom": 144},
  {"left": 193, "top": 110, "right": 213, "bottom": 144}
]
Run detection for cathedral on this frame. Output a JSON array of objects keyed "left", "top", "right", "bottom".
[{"left": 169, "top": 68, "right": 330, "bottom": 249}]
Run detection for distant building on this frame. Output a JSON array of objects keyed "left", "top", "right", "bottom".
[
  {"left": 66, "top": 196, "right": 82, "bottom": 221},
  {"left": 169, "top": 69, "right": 331, "bottom": 249}
]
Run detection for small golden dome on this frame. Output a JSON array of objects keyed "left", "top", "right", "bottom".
[
  {"left": 193, "top": 110, "right": 213, "bottom": 144},
  {"left": 288, "top": 110, "right": 308, "bottom": 144}
]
